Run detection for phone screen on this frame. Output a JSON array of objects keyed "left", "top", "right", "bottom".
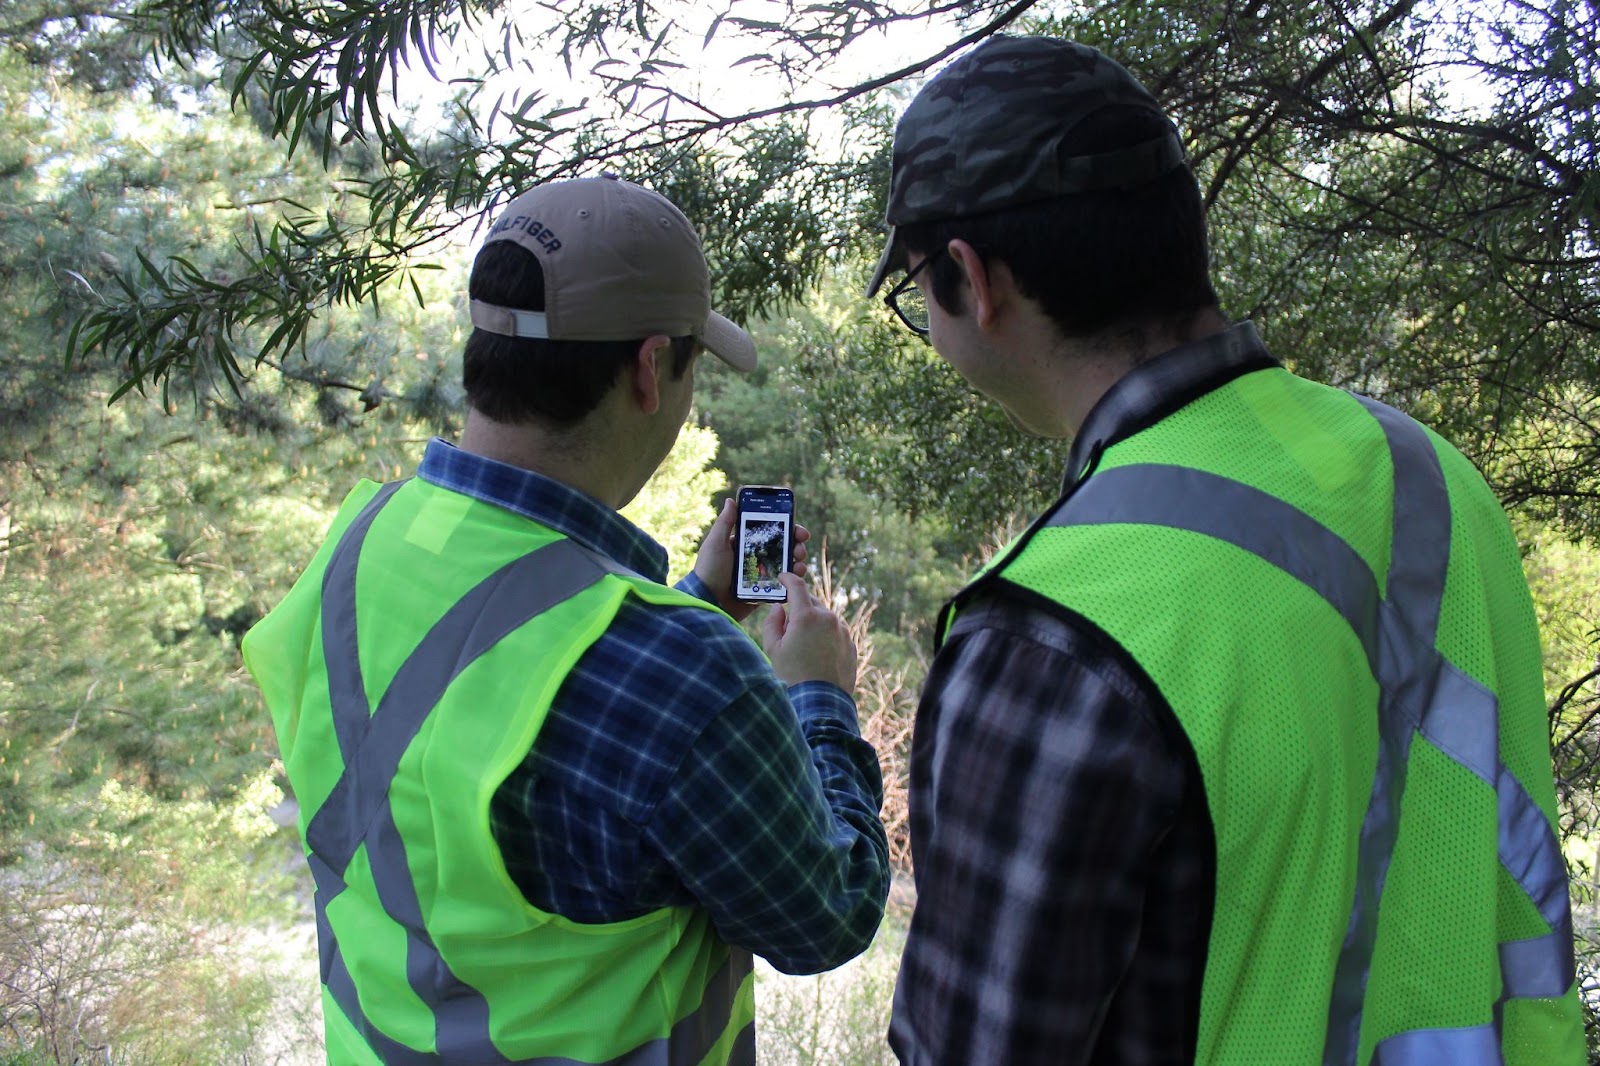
[{"left": 734, "top": 486, "right": 794, "bottom": 602}]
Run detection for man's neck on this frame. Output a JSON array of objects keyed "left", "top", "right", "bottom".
[
  {"left": 1058, "top": 308, "right": 1233, "bottom": 434},
  {"left": 457, "top": 409, "right": 624, "bottom": 508}
]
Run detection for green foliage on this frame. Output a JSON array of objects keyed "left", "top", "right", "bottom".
[
  {"left": 52, "top": 0, "right": 1013, "bottom": 396},
  {"left": 1027, "top": 0, "right": 1600, "bottom": 535},
  {"left": 0, "top": 40, "right": 448, "bottom": 1057},
  {"left": 34, "top": 0, "right": 1595, "bottom": 541},
  {"left": 622, "top": 422, "right": 726, "bottom": 582},
  {"left": 1525, "top": 524, "right": 1600, "bottom": 704},
  {"left": 0, "top": 1, "right": 174, "bottom": 99},
  {"left": 0, "top": 425, "right": 278, "bottom": 853},
  {"left": 694, "top": 299, "right": 981, "bottom": 647},
  {"left": 1519, "top": 520, "right": 1600, "bottom": 1059},
  {"left": 0, "top": 776, "right": 287, "bottom": 1064},
  {"left": 790, "top": 291, "right": 1064, "bottom": 542},
  {"left": 620, "top": 114, "right": 891, "bottom": 323}
]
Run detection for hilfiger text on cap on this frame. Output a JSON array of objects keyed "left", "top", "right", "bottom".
[{"left": 491, "top": 214, "right": 562, "bottom": 252}]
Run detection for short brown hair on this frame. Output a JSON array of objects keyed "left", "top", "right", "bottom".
[{"left": 464, "top": 241, "right": 695, "bottom": 425}]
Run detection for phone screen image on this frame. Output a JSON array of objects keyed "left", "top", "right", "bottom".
[{"left": 734, "top": 487, "right": 794, "bottom": 602}]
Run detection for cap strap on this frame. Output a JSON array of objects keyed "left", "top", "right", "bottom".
[
  {"left": 1057, "top": 132, "right": 1187, "bottom": 193},
  {"left": 469, "top": 300, "right": 550, "bottom": 339}
]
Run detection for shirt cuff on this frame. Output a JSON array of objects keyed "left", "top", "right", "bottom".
[
  {"left": 788, "top": 680, "right": 861, "bottom": 732},
  {"left": 675, "top": 571, "right": 718, "bottom": 606}
]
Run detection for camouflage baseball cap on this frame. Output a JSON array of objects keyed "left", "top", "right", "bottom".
[{"left": 865, "top": 36, "right": 1187, "bottom": 296}]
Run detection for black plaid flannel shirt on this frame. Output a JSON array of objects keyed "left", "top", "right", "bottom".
[{"left": 889, "top": 325, "right": 1285, "bottom": 1065}]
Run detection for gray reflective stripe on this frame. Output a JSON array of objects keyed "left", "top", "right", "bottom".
[
  {"left": 1492, "top": 755, "right": 1575, "bottom": 1005},
  {"left": 1044, "top": 422, "right": 1570, "bottom": 1060},
  {"left": 1497, "top": 764, "right": 1570, "bottom": 933},
  {"left": 321, "top": 480, "right": 407, "bottom": 763},
  {"left": 1420, "top": 665, "right": 1498, "bottom": 784},
  {"left": 1324, "top": 619, "right": 1499, "bottom": 1066},
  {"left": 571, "top": 540, "right": 651, "bottom": 581},
  {"left": 1050, "top": 466, "right": 1382, "bottom": 661},
  {"left": 1367, "top": 403, "right": 1574, "bottom": 1023},
  {"left": 312, "top": 851, "right": 441, "bottom": 1065},
  {"left": 1355, "top": 397, "right": 1450, "bottom": 647},
  {"left": 1324, "top": 401, "right": 1455, "bottom": 1066},
  {"left": 1500, "top": 923, "right": 1575, "bottom": 999},
  {"left": 660, "top": 951, "right": 754, "bottom": 1066},
  {"left": 308, "top": 484, "right": 610, "bottom": 1062},
  {"left": 1371, "top": 1023, "right": 1501, "bottom": 1065},
  {"left": 307, "top": 532, "right": 616, "bottom": 868},
  {"left": 1323, "top": 640, "right": 1418, "bottom": 1066},
  {"left": 368, "top": 804, "right": 510, "bottom": 1062}
]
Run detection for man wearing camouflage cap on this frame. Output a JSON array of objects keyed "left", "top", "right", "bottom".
[
  {"left": 869, "top": 35, "right": 1581, "bottom": 1065},
  {"left": 246, "top": 176, "right": 889, "bottom": 1064}
]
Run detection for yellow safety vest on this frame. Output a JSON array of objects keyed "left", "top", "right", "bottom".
[
  {"left": 244, "top": 477, "right": 755, "bottom": 1064},
  {"left": 951, "top": 364, "right": 1582, "bottom": 1064}
]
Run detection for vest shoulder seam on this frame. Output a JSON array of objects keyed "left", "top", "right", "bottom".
[{"left": 958, "top": 580, "right": 1195, "bottom": 764}]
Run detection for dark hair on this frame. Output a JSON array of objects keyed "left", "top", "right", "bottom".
[
  {"left": 463, "top": 241, "right": 696, "bottom": 425},
  {"left": 896, "top": 106, "right": 1218, "bottom": 343}
]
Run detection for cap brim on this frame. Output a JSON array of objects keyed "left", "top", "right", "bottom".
[
  {"left": 701, "top": 310, "right": 757, "bottom": 372},
  {"left": 864, "top": 226, "right": 901, "bottom": 298}
]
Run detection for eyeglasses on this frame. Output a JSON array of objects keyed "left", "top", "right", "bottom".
[{"left": 884, "top": 249, "right": 945, "bottom": 336}]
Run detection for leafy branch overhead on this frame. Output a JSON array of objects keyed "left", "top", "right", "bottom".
[
  {"left": 60, "top": 0, "right": 1016, "bottom": 385},
  {"left": 29, "top": 0, "right": 1600, "bottom": 524}
]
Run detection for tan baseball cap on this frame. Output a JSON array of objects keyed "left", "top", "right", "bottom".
[{"left": 468, "top": 176, "right": 757, "bottom": 372}]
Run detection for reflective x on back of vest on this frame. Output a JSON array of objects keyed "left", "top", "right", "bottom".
[
  {"left": 254, "top": 480, "right": 754, "bottom": 1065},
  {"left": 990, "top": 370, "right": 1580, "bottom": 1065}
]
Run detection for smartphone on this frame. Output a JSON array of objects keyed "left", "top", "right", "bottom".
[{"left": 732, "top": 485, "right": 795, "bottom": 603}]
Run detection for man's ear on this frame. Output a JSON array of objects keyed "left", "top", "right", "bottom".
[
  {"left": 947, "top": 238, "right": 1007, "bottom": 329},
  {"left": 630, "top": 334, "right": 672, "bottom": 415}
]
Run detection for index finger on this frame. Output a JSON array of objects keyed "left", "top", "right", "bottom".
[{"left": 777, "top": 571, "right": 812, "bottom": 607}]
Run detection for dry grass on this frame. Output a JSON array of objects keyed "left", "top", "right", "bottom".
[{"left": 812, "top": 547, "right": 918, "bottom": 880}]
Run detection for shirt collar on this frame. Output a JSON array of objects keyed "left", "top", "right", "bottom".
[
  {"left": 416, "top": 438, "right": 670, "bottom": 582},
  {"left": 1062, "top": 320, "right": 1279, "bottom": 490}
]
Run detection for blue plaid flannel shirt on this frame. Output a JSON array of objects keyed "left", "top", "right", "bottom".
[{"left": 419, "top": 439, "right": 889, "bottom": 974}]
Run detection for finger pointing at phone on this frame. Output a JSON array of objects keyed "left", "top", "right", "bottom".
[{"left": 763, "top": 573, "right": 858, "bottom": 693}]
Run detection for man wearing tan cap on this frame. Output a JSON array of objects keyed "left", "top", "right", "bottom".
[{"left": 244, "top": 176, "right": 890, "bottom": 1065}]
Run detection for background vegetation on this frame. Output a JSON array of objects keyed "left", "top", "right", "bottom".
[{"left": 1, "top": 0, "right": 1597, "bottom": 1060}]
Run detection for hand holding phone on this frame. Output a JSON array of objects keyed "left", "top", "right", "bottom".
[{"left": 732, "top": 485, "right": 795, "bottom": 603}]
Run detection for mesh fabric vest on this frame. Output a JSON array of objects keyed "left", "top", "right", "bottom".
[
  {"left": 243, "top": 477, "right": 756, "bottom": 1065},
  {"left": 948, "top": 366, "right": 1581, "bottom": 1064}
]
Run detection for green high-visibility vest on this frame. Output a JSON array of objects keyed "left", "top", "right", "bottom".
[
  {"left": 949, "top": 366, "right": 1582, "bottom": 1064},
  {"left": 243, "top": 476, "right": 756, "bottom": 1065}
]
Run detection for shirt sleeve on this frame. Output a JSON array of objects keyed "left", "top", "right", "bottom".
[
  {"left": 673, "top": 570, "right": 717, "bottom": 605},
  {"left": 889, "top": 594, "right": 1205, "bottom": 1066},
  {"left": 642, "top": 613, "right": 892, "bottom": 975}
]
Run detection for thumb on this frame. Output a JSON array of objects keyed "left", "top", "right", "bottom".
[{"left": 712, "top": 497, "right": 736, "bottom": 540}]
